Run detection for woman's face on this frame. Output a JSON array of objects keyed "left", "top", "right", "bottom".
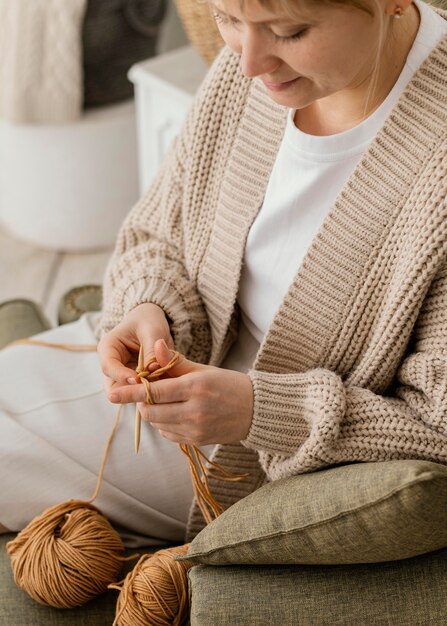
[{"left": 211, "top": 0, "right": 390, "bottom": 110}]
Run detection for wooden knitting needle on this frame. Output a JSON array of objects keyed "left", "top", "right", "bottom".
[
  {"left": 135, "top": 345, "right": 145, "bottom": 454},
  {"left": 134, "top": 348, "right": 179, "bottom": 453}
]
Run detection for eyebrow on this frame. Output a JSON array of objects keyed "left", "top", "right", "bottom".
[{"left": 209, "top": 2, "right": 304, "bottom": 25}]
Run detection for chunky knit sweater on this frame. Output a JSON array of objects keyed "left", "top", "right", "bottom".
[{"left": 100, "top": 16, "right": 447, "bottom": 541}]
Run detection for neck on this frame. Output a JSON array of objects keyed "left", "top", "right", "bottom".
[{"left": 295, "top": 3, "right": 421, "bottom": 136}]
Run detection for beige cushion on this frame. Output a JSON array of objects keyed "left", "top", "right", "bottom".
[{"left": 178, "top": 460, "right": 447, "bottom": 566}]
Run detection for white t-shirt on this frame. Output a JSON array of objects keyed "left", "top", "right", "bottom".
[{"left": 221, "top": 0, "right": 447, "bottom": 373}]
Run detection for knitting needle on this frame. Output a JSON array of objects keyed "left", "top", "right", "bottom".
[
  {"left": 134, "top": 348, "right": 179, "bottom": 453},
  {"left": 135, "top": 345, "right": 144, "bottom": 454}
]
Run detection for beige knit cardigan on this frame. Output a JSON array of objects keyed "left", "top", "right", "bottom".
[{"left": 100, "top": 17, "right": 447, "bottom": 541}]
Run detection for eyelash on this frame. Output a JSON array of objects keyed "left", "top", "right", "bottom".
[
  {"left": 213, "top": 13, "right": 308, "bottom": 42},
  {"left": 273, "top": 29, "right": 307, "bottom": 42}
]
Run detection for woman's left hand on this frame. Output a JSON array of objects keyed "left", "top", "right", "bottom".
[{"left": 108, "top": 339, "right": 254, "bottom": 446}]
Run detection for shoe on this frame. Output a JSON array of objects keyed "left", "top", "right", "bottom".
[
  {"left": 0, "top": 299, "right": 51, "bottom": 349},
  {"left": 58, "top": 285, "right": 102, "bottom": 325}
]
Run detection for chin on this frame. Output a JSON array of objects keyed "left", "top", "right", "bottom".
[
  {"left": 261, "top": 81, "right": 313, "bottom": 110},
  {"left": 265, "top": 91, "right": 312, "bottom": 110}
]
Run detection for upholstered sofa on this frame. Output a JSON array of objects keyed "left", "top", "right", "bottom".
[
  {"left": 2, "top": 461, "right": 447, "bottom": 625},
  {"left": 1, "top": 297, "right": 447, "bottom": 625},
  {"left": 3, "top": 461, "right": 447, "bottom": 625}
]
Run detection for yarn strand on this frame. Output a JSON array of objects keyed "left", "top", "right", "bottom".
[
  {"left": 6, "top": 338, "right": 97, "bottom": 351},
  {"left": 134, "top": 344, "right": 249, "bottom": 525},
  {"left": 88, "top": 405, "right": 123, "bottom": 504}
]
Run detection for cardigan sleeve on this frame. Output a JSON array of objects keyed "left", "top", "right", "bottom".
[
  {"left": 97, "top": 48, "right": 234, "bottom": 362},
  {"left": 241, "top": 260, "right": 447, "bottom": 480},
  {"left": 98, "top": 111, "right": 209, "bottom": 360}
]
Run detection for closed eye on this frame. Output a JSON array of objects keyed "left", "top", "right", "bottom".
[
  {"left": 273, "top": 28, "right": 309, "bottom": 42},
  {"left": 213, "top": 12, "right": 309, "bottom": 43}
]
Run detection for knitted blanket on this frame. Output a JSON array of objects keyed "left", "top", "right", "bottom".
[{"left": 0, "top": 0, "right": 87, "bottom": 124}]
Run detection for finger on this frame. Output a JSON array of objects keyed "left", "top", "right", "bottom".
[
  {"left": 153, "top": 339, "right": 204, "bottom": 377},
  {"left": 136, "top": 342, "right": 155, "bottom": 371},
  {"left": 138, "top": 402, "right": 183, "bottom": 426},
  {"left": 98, "top": 337, "right": 140, "bottom": 385},
  {"left": 148, "top": 377, "right": 189, "bottom": 404},
  {"left": 157, "top": 429, "right": 187, "bottom": 444},
  {"left": 108, "top": 382, "right": 148, "bottom": 404},
  {"left": 103, "top": 374, "right": 115, "bottom": 394},
  {"left": 103, "top": 371, "right": 139, "bottom": 396},
  {"left": 108, "top": 377, "right": 188, "bottom": 405}
]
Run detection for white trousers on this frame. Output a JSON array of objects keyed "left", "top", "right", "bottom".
[{"left": 0, "top": 313, "right": 216, "bottom": 547}]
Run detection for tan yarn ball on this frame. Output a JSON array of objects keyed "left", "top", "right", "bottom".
[
  {"left": 112, "top": 544, "right": 193, "bottom": 626},
  {"left": 7, "top": 499, "right": 125, "bottom": 608}
]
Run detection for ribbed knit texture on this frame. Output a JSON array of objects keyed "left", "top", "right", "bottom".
[
  {"left": 100, "top": 15, "right": 447, "bottom": 541},
  {"left": 0, "top": 0, "right": 86, "bottom": 123}
]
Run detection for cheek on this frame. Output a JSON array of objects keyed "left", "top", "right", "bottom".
[
  {"left": 280, "top": 37, "right": 332, "bottom": 83},
  {"left": 316, "top": 28, "right": 377, "bottom": 80},
  {"left": 294, "top": 38, "right": 363, "bottom": 87}
]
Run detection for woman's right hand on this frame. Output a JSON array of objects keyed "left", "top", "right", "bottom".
[{"left": 97, "top": 302, "right": 174, "bottom": 401}]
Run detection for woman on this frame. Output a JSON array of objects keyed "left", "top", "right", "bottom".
[{"left": 1, "top": 0, "right": 446, "bottom": 546}]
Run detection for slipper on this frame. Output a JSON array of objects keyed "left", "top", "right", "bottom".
[{"left": 0, "top": 299, "right": 51, "bottom": 349}]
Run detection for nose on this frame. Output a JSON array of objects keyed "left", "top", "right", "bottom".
[{"left": 238, "top": 29, "right": 279, "bottom": 78}]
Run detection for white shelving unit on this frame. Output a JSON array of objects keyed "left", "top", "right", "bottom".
[{"left": 129, "top": 46, "right": 208, "bottom": 195}]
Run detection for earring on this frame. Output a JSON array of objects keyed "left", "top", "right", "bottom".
[{"left": 393, "top": 6, "right": 403, "bottom": 18}]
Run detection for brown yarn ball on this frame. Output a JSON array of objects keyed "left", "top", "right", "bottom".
[
  {"left": 112, "top": 544, "right": 193, "bottom": 626},
  {"left": 7, "top": 499, "right": 125, "bottom": 608}
]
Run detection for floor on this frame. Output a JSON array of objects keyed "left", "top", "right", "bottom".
[{"left": 0, "top": 225, "right": 112, "bottom": 326}]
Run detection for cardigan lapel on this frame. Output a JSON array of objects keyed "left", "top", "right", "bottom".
[
  {"left": 201, "top": 34, "right": 447, "bottom": 373},
  {"left": 199, "top": 78, "right": 288, "bottom": 365},
  {"left": 254, "top": 34, "right": 447, "bottom": 376}
]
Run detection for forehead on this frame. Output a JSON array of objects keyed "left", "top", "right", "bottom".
[{"left": 211, "top": 0, "right": 374, "bottom": 20}]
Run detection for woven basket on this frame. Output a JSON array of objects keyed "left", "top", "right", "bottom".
[{"left": 174, "top": 0, "right": 224, "bottom": 65}]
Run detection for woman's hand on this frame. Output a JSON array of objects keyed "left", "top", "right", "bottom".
[
  {"left": 97, "top": 303, "right": 174, "bottom": 399},
  {"left": 108, "top": 339, "right": 254, "bottom": 446}
]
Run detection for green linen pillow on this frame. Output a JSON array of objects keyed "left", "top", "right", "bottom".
[{"left": 177, "top": 460, "right": 447, "bottom": 566}]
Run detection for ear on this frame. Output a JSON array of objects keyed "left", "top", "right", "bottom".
[{"left": 384, "top": 0, "right": 412, "bottom": 17}]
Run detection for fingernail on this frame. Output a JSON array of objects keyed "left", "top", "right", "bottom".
[
  {"left": 161, "top": 339, "right": 174, "bottom": 354},
  {"left": 127, "top": 377, "right": 137, "bottom": 385},
  {"left": 110, "top": 393, "right": 120, "bottom": 403}
]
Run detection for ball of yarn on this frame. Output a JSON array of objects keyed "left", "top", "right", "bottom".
[
  {"left": 112, "top": 544, "right": 193, "bottom": 626},
  {"left": 7, "top": 499, "right": 125, "bottom": 608}
]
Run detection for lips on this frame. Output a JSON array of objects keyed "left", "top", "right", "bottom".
[{"left": 262, "top": 76, "right": 301, "bottom": 92}]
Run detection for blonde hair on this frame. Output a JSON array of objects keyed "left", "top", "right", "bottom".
[{"left": 239, "top": 0, "right": 375, "bottom": 17}]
